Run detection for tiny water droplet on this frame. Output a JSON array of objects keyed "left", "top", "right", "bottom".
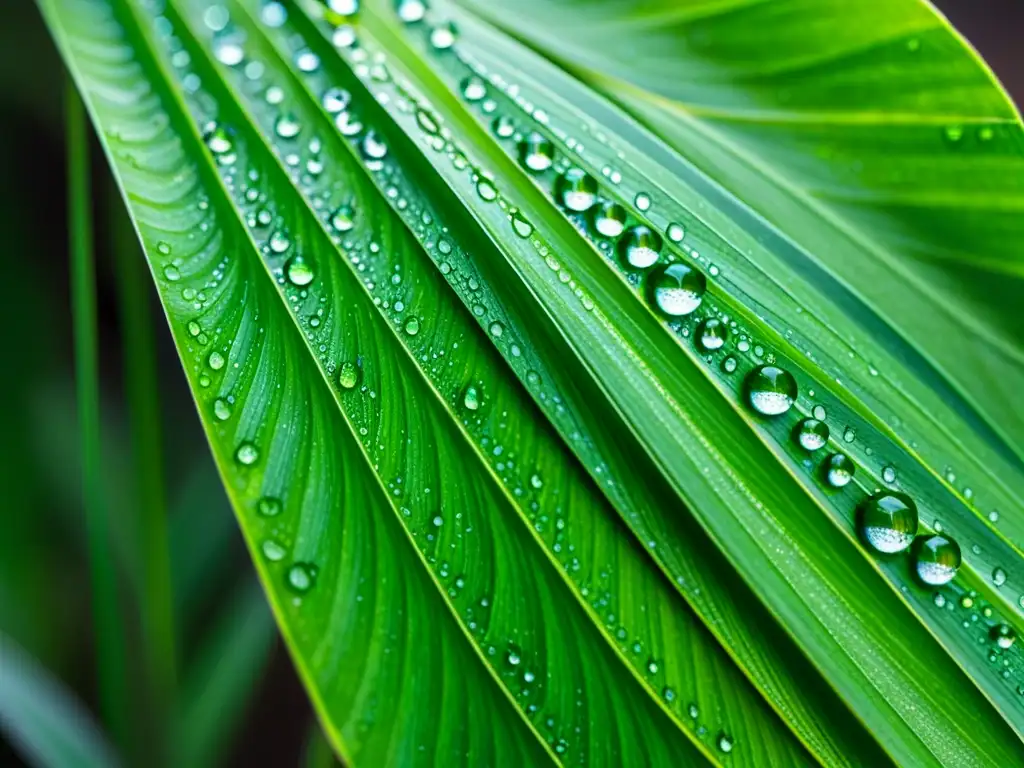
[
  {"left": 511, "top": 210, "right": 533, "bottom": 238},
  {"left": 717, "top": 733, "right": 734, "bottom": 754},
  {"left": 463, "top": 384, "right": 481, "bottom": 411},
  {"left": 556, "top": 168, "right": 597, "bottom": 212},
  {"left": 882, "top": 465, "right": 897, "bottom": 484},
  {"left": 825, "top": 453, "right": 855, "bottom": 488},
  {"left": 518, "top": 131, "right": 554, "bottom": 173},
  {"left": 618, "top": 225, "right": 662, "bottom": 269},
  {"left": 913, "top": 534, "right": 961, "bottom": 586},
  {"left": 205, "top": 125, "right": 233, "bottom": 154},
  {"left": 295, "top": 49, "right": 320, "bottom": 72},
  {"left": 721, "top": 356, "right": 737, "bottom": 374},
  {"left": 285, "top": 257, "right": 315, "bottom": 286},
  {"left": 430, "top": 21, "right": 457, "bottom": 50},
  {"left": 332, "top": 204, "right": 355, "bottom": 232},
  {"left": 261, "top": 539, "right": 286, "bottom": 561},
  {"left": 492, "top": 115, "right": 515, "bottom": 138},
  {"left": 993, "top": 567, "right": 1008, "bottom": 587},
  {"left": 461, "top": 75, "right": 486, "bottom": 102},
  {"left": 943, "top": 125, "right": 964, "bottom": 144},
  {"left": 235, "top": 442, "right": 259, "bottom": 466},
  {"left": 396, "top": 0, "right": 427, "bottom": 23},
  {"left": 666, "top": 222, "right": 685, "bottom": 243},
  {"left": 215, "top": 41, "right": 245, "bottom": 67},
  {"left": 258, "top": 497, "right": 282, "bottom": 517},
  {"left": 745, "top": 365, "right": 797, "bottom": 416},
  {"left": 338, "top": 361, "right": 359, "bottom": 390},
  {"left": 403, "top": 316, "right": 421, "bottom": 336},
  {"left": 530, "top": 473, "right": 543, "bottom": 489},
  {"left": 647, "top": 263, "right": 706, "bottom": 317},
  {"left": 634, "top": 192, "right": 651, "bottom": 211},
  {"left": 322, "top": 87, "right": 351, "bottom": 113},
  {"left": 328, "top": 0, "right": 359, "bottom": 15},
  {"left": 361, "top": 130, "right": 388, "bottom": 160},
  {"left": 858, "top": 492, "right": 918, "bottom": 554},
  {"left": 163, "top": 264, "right": 181, "bottom": 282},
  {"left": 590, "top": 200, "right": 626, "bottom": 238},
  {"left": 696, "top": 317, "right": 728, "bottom": 352},
  {"left": 269, "top": 231, "right": 290, "bottom": 253},
  {"left": 274, "top": 112, "right": 301, "bottom": 139},
  {"left": 795, "top": 418, "right": 829, "bottom": 451},
  {"left": 842, "top": 426, "right": 856, "bottom": 443},
  {"left": 991, "top": 623, "right": 1016, "bottom": 649},
  {"left": 208, "top": 351, "right": 225, "bottom": 370}
]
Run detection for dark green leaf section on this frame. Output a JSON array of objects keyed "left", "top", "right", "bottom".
[
  {"left": 421, "top": 3, "right": 1024, "bottom": 730},
  {"left": 277, "top": 0, "right": 1024, "bottom": 764},
  {"left": 38, "top": 0, "right": 550, "bottom": 763}
]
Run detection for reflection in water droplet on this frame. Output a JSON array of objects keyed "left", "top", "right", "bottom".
[
  {"left": 235, "top": 442, "right": 259, "bottom": 466},
  {"left": 825, "top": 453, "right": 855, "bottom": 488},
  {"left": 795, "top": 418, "right": 828, "bottom": 451},
  {"left": 647, "top": 263, "right": 706, "bottom": 317},
  {"left": 556, "top": 168, "right": 597, "bottom": 212},
  {"left": 338, "top": 361, "right": 359, "bottom": 390},
  {"left": 745, "top": 365, "right": 797, "bottom": 416},
  {"left": 590, "top": 200, "right": 626, "bottom": 238},
  {"left": 858, "top": 492, "right": 918, "bottom": 554},
  {"left": 618, "top": 225, "right": 662, "bottom": 269},
  {"left": 913, "top": 534, "right": 960, "bottom": 586},
  {"left": 285, "top": 257, "right": 315, "bottom": 286},
  {"left": 518, "top": 131, "right": 554, "bottom": 173},
  {"left": 696, "top": 318, "right": 727, "bottom": 351}
]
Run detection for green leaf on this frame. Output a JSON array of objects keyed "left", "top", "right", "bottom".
[
  {"left": 38, "top": 0, "right": 1024, "bottom": 765},
  {"left": 0, "top": 634, "right": 120, "bottom": 768}
]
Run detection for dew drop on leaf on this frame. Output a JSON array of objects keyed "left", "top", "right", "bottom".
[
  {"left": 258, "top": 497, "right": 282, "bottom": 517},
  {"left": 331, "top": 205, "right": 355, "bottom": 233},
  {"left": 269, "top": 231, "right": 290, "bottom": 253},
  {"left": 461, "top": 75, "right": 487, "bottom": 102},
  {"left": 338, "top": 361, "right": 359, "bottom": 390},
  {"left": 518, "top": 131, "right": 554, "bottom": 173},
  {"left": 590, "top": 200, "right": 626, "bottom": 238},
  {"left": 992, "top": 623, "right": 1016, "bottom": 649},
  {"left": 261, "top": 539, "right": 286, "bottom": 561},
  {"left": 717, "top": 733, "right": 734, "bottom": 754},
  {"left": 208, "top": 350, "right": 225, "bottom": 370},
  {"left": 858, "top": 492, "right": 918, "bottom": 554},
  {"left": 795, "top": 418, "right": 829, "bottom": 451},
  {"left": 213, "top": 398, "right": 232, "bottom": 421},
  {"left": 647, "top": 263, "right": 706, "bottom": 317},
  {"left": 913, "top": 534, "right": 961, "bottom": 586},
  {"left": 328, "top": 0, "right": 359, "bottom": 16},
  {"left": 618, "top": 224, "right": 662, "bottom": 269},
  {"left": 745, "top": 364, "right": 797, "bottom": 416},
  {"left": 235, "top": 442, "right": 259, "bottom": 466},
  {"left": 666, "top": 222, "right": 685, "bottom": 243},
  {"left": 274, "top": 112, "right": 301, "bottom": 139},
  {"left": 285, "top": 256, "right": 315, "bottom": 287},
  {"left": 396, "top": 0, "right": 426, "bottom": 23},
  {"left": 322, "top": 87, "right": 351, "bottom": 113},
  {"left": 214, "top": 42, "right": 244, "bottom": 67},
  {"left": 205, "top": 125, "right": 233, "bottom": 154},
  {"left": 403, "top": 316, "right": 421, "bottom": 336},
  {"left": 492, "top": 115, "right": 515, "bottom": 138},
  {"left": 463, "top": 384, "right": 481, "bottom": 411},
  {"left": 825, "top": 453, "right": 855, "bottom": 488},
  {"left": 696, "top": 318, "right": 728, "bottom": 352},
  {"left": 430, "top": 22, "right": 457, "bottom": 50},
  {"left": 993, "top": 567, "right": 1008, "bottom": 587},
  {"left": 163, "top": 264, "right": 181, "bottom": 282},
  {"left": 555, "top": 168, "right": 598, "bottom": 212},
  {"left": 286, "top": 562, "right": 316, "bottom": 593}
]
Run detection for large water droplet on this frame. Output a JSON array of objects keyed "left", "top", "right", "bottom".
[
  {"left": 208, "top": 351, "right": 225, "bottom": 370},
  {"left": 555, "top": 168, "right": 597, "bottom": 212},
  {"left": 992, "top": 623, "right": 1016, "bottom": 649},
  {"left": 493, "top": 115, "right": 515, "bottom": 138},
  {"left": 257, "top": 497, "right": 282, "bottom": 517},
  {"left": 795, "top": 418, "right": 829, "bottom": 451},
  {"left": 396, "top": 0, "right": 426, "bottom": 23},
  {"left": 338, "top": 361, "right": 359, "bottom": 390},
  {"left": 696, "top": 318, "right": 727, "bottom": 351},
  {"left": 213, "top": 398, "right": 232, "bottom": 421},
  {"left": 717, "top": 734, "right": 734, "bottom": 754},
  {"left": 590, "top": 200, "right": 626, "bottom": 238},
  {"left": 361, "top": 130, "right": 388, "bottom": 160},
  {"left": 430, "top": 21, "right": 457, "bottom": 50},
  {"left": 322, "top": 87, "right": 351, "bottom": 113},
  {"left": 647, "top": 263, "right": 705, "bottom": 317},
  {"left": 331, "top": 204, "right": 355, "bottom": 232},
  {"left": 235, "top": 442, "right": 259, "bottom": 466},
  {"left": 285, "top": 257, "right": 315, "bottom": 286},
  {"left": 913, "top": 534, "right": 960, "bottom": 586},
  {"left": 274, "top": 112, "right": 301, "bottom": 139},
  {"left": 328, "top": 0, "right": 359, "bottom": 15},
  {"left": 463, "top": 384, "right": 481, "bottom": 411},
  {"left": 745, "top": 365, "right": 797, "bottom": 416},
  {"left": 618, "top": 225, "right": 662, "bottom": 268},
  {"left": 858, "top": 492, "right": 918, "bottom": 554},
  {"left": 205, "top": 125, "right": 233, "bottom": 154},
  {"left": 461, "top": 75, "right": 486, "bottom": 102},
  {"left": 403, "top": 316, "right": 420, "bottom": 336},
  {"left": 518, "top": 131, "right": 554, "bottom": 173}
]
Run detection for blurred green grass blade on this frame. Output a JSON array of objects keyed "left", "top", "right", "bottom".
[
  {"left": 178, "top": 581, "right": 275, "bottom": 768},
  {"left": 66, "top": 80, "right": 130, "bottom": 753},
  {"left": 110, "top": 181, "right": 178, "bottom": 734},
  {"left": 0, "top": 634, "right": 120, "bottom": 768}
]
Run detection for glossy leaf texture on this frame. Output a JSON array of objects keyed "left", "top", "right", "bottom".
[{"left": 39, "top": 0, "right": 1024, "bottom": 765}]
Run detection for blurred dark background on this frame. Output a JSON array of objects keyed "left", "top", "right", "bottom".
[{"left": 0, "top": 0, "right": 1020, "bottom": 765}]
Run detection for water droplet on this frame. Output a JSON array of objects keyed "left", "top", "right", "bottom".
[
  {"left": 913, "top": 534, "right": 961, "bottom": 586},
  {"left": 338, "top": 361, "right": 359, "bottom": 390},
  {"left": 215, "top": 41, "right": 244, "bottom": 67},
  {"left": 842, "top": 426, "right": 856, "bottom": 443},
  {"left": 717, "top": 733, "right": 734, "bottom": 754},
  {"left": 274, "top": 112, "right": 301, "bottom": 139},
  {"left": 634, "top": 192, "right": 651, "bottom": 211},
  {"left": 235, "top": 442, "right": 259, "bottom": 466},
  {"left": 331, "top": 204, "right": 355, "bottom": 232},
  {"left": 993, "top": 567, "right": 1008, "bottom": 587},
  {"left": 518, "top": 131, "right": 554, "bottom": 173},
  {"left": 430, "top": 21, "right": 457, "bottom": 50},
  {"left": 295, "top": 49, "right": 320, "bottom": 72},
  {"left": 721, "top": 356, "right": 737, "bottom": 374},
  {"left": 556, "top": 168, "right": 597, "bottom": 212},
  {"left": 943, "top": 125, "right": 964, "bottom": 144},
  {"left": 696, "top": 317, "right": 728, "bottom": 352},
  {"left": 825, "top": 453, "right": 855, "bottom": 488},
  {"left": 328, "top": 0, "right": 359, "bottom": 15},
  {"left": 332, "top": 25, "right": 356, "bottom": 48},
  {"left": 208, "top": 351, "right": 225, "bottom": 370},
  {"left": 745, "top": 364, "right": 797, "bottom": 416},
  {"left": 163, "top": 264, "right": 181, "bottom": 282},
  {"left": 463, "top": 384, "right": 481, "bottom": 411},
  {"left": 882, "top": 465, "right": 897, "bottom": 484},
  {"left": 361, "top": 130, "right": 387, "bottom": 160},
  {"left": 666, "top": 222, "right": 685, "bottom": 242},
  {"left": 590, "top": 200, "right": 626, "bottom": 238},
  {"left": 285, "top": 257, "right": 314, "bottom": 286},
  {"left": 396, "top": 0, "right": 426, "bottom": 22},
  {"left": 461, "top": 75, "right": 486, "bottom": 102},
  {"left": 489, "top": 321, "right": 504, "bottom": 338},
  {"left": 687, "top": 704, "right": 699, "bottom": 719},
  {"left": 269, "top": 231, "right": 290, "bottom": 253},
  {"left": 261, "top": 539, "right": 286, "bottom": 561},
  {"left": 530, "top": 473, "right": 543, "bottom": 489},
  {"left": 205, "top": 125, "right": 233, "bottom": 154},
  {"left": 286, "top": 562, "right": 316, "bottom": 593},
  {"left": 858, "top": 492, "right": 918, "bottom": 554},
  {"left": 795, "top": 418, "right": 829, "bottom": 451},
  {"left": 991, "top": 623, "right": 1016, "bottom": 649},
  {"left": 202, "top": 395, "right": 228, "bottom": 422},
  {"left": 492, "top": 115, "right": 515, "bottom": 138},
  {"left": 322, "top": 87, "right": 351, "bottom": 113},
  {"left": 403, "top": 316, "right": 420, "bottom": 336},
  {"left": 257, "top": 497, "right": 282, "bottom": 517},
  {"left": 618, "top": 225, "right": 662, "bottom": 268},
  {"left": 510, "top": 210, "right": 533, "bottom": 238},
  {"left": 647, "top": 263, "right": 706, "bottom": 317}
]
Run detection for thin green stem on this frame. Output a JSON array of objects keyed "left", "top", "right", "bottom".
[
  {"left": 67, "top": 80, "right": 129, "bottom": 752},
  {"left": 111, "top": 184, "right": 178, "bottom": 734}
]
